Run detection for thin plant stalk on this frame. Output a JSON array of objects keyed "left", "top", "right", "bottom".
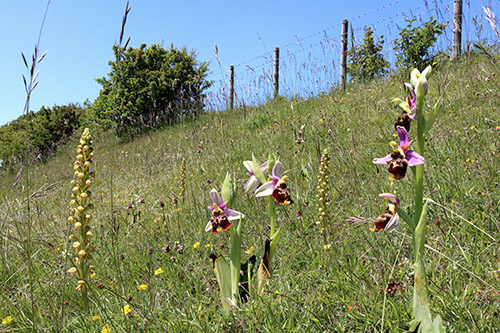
[{"left": 267, "top": 196, "right": 276, "bottom": 236}]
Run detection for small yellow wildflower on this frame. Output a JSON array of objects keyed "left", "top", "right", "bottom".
[
  {"left": 193, "top": 242, "right": 200, "bottom": 249},
  {"left": 244, "top": 245, "right": 254, "bottom": 255},
  {"left": 466, "top": 158, "right": 470, "bottom": 163},
  {"left": 496, "top": 126, "right": 500, "bottom": 130},
  {"left": 122, "top": 304, "right": 131, "bottom": 314},
  {"left": 90, "top": 315, "right": 99, "bottom": 321},
  {"left": 90, "top": 272, "right": 96, "bottom": 278},
  {"left": 2, "top": 316, "right": 12, "bottom": 325},
  {"left": 205, "top": 243, "right": 211, "bottom": 248},
  {"left": 154, "top": 267, "right": 164, "bottom": 275},
  {"left": 101, "top": 324, "right": 110, "bottom": 333},
  {"left": 138, "top": 284, "right": 148, "bottom": 291},
  {"left": 470, "top": 125, "right": 475, "bottom": 130},
  {"left": 323, "top": 244, "right": 332, "bottom": 250}
]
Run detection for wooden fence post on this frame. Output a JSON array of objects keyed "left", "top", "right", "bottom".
[
  {"left": 452, "top": 0, "right": 463, "bottom": 59},
  {"left": 229, "top": 65, "right": 234, "bottom": 110},
  {"left": 273, "top": 47, "right": 279, "bottom": 98},
  {"left": 340, "top": 19, "right": 348, "bottom": 91}
]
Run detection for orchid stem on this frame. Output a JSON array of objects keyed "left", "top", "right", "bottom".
[
  {"left": 412, "top": 77, "right": 431, "bottom": 328},
  {"left": 268, "top": 196, "right": 276, "bottom": 237}
]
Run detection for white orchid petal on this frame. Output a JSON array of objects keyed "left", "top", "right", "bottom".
[
  {"left": 243, "top": 160, "right": 253, "bottom": 172},
  {"left": 385, "top": 213, "right": 400, "bottom": 233},
  {"left": 205, "top": 221, "right": 213, "bottom": 232},
  {"left": 255, "top": 181, "right": 275, "bottom": 197},
  {"left": 225, "top": 209, "right": 244, "bottom": 220}
]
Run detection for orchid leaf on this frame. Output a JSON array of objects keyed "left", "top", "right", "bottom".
[
  {"left": 257, "top": 239, "right": 271, "bottom": 295},
  {"left": 269, "top": 224, "right": 282, "bottom": 260},
  {"left": 229, "top": 221, "right": 242, "bottom": 305},
  {"left": 252, "top": 155, "right": 267, "bottom": 184},
  {"left": 267, "top": 153, "right": 276, "bottom": 176},
  {"left": 424, "top": 98, "right": 442, "bottom": 136},
  {"left": 431, "top": 315, "right": 446, "bottom": 333},
  {"left": 212, "top": 255, "right": 232, "bottom": 313},
  {"left": 221, "top": 172, "right": 235, "bottom": 208},
  {"left": 396, "top": 206, "right": 414, "bottom": 231}
]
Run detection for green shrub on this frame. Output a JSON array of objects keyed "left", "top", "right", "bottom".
[
  {"left": 90, "top": 43, "right": 212, "bottom": 137},
  {"left": 348, "top": 27, "right": 390, "bottom": 83},
  {"left": 394, "top": 18, "right": 447, "bottom": 72},
  {"left": 0, "top": 104, "right": 85, "bottom": 167}
]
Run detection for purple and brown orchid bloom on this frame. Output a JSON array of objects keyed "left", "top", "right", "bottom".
[
  {"left": 255, "top": 161, "right": 293, "bottom": 205},
  {"left": 205, "top": 189, "right": 244, "bottom": 234},
  {"left": 373, "top": 193, "right": 400, "bottom": 232},
  {"left": 243, "top": 160, "right": 268, "bottom": 194},
  {"left": 393, "top": 83, "right": 417, "bottom": 132},
  {"left": 373, "top": 126, "right": 424, "bottom": 180}
]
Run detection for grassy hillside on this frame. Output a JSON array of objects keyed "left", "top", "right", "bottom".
[{"left": 0, "top": 53, "right": 499, "bottom": 331}]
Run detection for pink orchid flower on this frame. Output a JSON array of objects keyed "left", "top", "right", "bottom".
[
  {"left": 205, "top": 189, "right": 244, "bottom": 233},
  {"left": 373, "top": 126, "right": 424, "bottom": 180}
]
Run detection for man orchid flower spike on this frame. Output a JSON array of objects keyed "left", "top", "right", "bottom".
[{"left": 67, "top": 128, "right": 95, "bottom": 313}]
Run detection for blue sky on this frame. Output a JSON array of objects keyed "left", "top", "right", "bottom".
[{"left": 0, "top": 0, "right": 497, "bottom": 126}]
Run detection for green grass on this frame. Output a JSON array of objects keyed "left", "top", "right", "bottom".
[{"left": 1, "top": 53, "right": 500, "bottom": 332}]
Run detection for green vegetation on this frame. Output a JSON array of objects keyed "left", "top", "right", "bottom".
[
  {"left": 348, "top": 27, "right": 390, "bottom": 83},
  {"left": 89, "top": 43, "right": 211, "bottom": 137},
  {"left": 394, "top": 18, "right": 447, "bottom": 72},
  {"left": 0, "top": 53, "right": 499, "bottom": 331},
  {"left": 0, "top": 103, "right": 85, "bottom": 168}
]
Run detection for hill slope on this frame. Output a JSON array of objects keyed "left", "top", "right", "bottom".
[{"left": 0, "top": 54, "right": 499, "bottom": 331}]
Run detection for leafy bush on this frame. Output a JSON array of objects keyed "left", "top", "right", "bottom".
[
  {"left": 394, "top": 18, "right": 447, "bottom": 72},
  {"left": 90, "top": 43, "right": 211, "bottom": 137},
  {"left": 348, "top": 27, "right": 390, "bottom": 83},
  {"left": 0, "top": 104, "right": 84, "bottom": 167}
]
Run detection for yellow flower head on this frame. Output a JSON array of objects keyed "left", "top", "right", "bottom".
[
  {"left": 122, "top": 304, "right": 131, "bottom": 314},
  {"left": 90, "top": 315, "right": 99, "bottom": 321},
  {"left": 193, "top": 242, "right": 200, "bottom": 249},
  {"left": 101, "top": 324, "right": 110, "bottom": 333},
  {"left": 154, "top": 267, "right": 164, "bottom": 275},
  {"left": 2, "top": 316, "right": 12, "bottom": 325},
  {"left": 138, "top": 284, "right": 148, "bottom": 291}
]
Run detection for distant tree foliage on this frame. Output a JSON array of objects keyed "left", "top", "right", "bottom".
[
  {"left": 90, "top": 43, "right": 211, "bottom": 137},
  {"left": 0, "top": 104, "right": 85, "bottom": 168},
  {"left": 348, "top": 27, "right": 390, "bottom": 83},
  {"left": 394, "top": 18, "right": 447, "bottom": 72}
]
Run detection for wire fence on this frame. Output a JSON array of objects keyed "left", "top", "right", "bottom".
[{"left": 205, "top": 0, "right": 500, "bottom": 111}]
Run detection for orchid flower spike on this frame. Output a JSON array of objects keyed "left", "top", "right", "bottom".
[
  {"left": 255, "top": 161, "right": 293, "bottom": 205},
  {"left": 243, "top": 160, "right": 268, "bottom": 194},
  {"left": 373, "top": 126, "right": 424, "bottom": 180},
  {"left": 372, "top": 193, "right": 400, "bottom": 232},
  {"left": 205, "top": 189, "right": 244, "bottom": 233}
]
